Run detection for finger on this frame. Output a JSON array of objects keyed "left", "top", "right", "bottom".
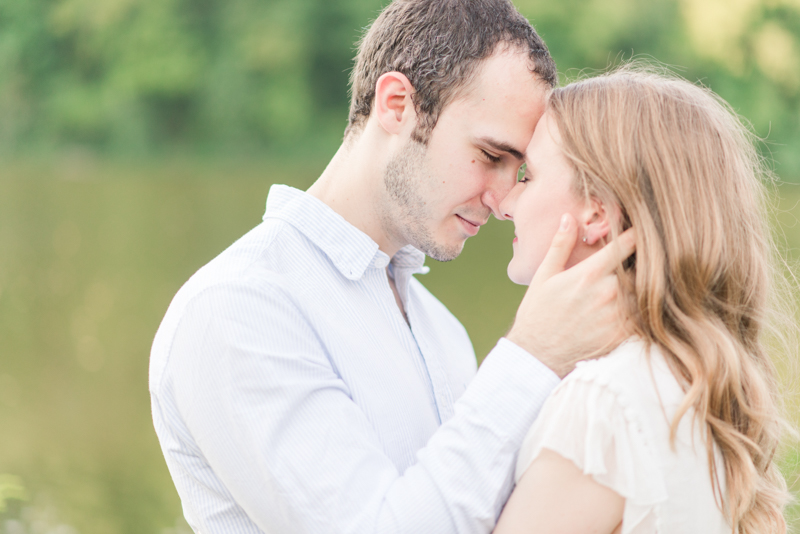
[
  {"left": 577, "top": 227, "right": 637, "bottom": 277},
  {"left": 532, "top": 213, "right": 579, "bottom": 283},
  {"left": 612, "top": 227, "right": 637, "bottom": 262}
]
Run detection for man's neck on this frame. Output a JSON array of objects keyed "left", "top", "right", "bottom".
[{"left": 307, "top": 129, "right": 403, "bottom": 258}]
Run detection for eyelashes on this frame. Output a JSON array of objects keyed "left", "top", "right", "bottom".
[
  {"left": 481, "top": 149, "right": 501, "bottom": 163},
  {"left": 480, "top": 149, "right": 530, "bottom": 182}
]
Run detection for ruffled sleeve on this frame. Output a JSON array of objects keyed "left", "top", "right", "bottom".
[{"left": 514, "top": 360, "right": 669, "bottom": 534}]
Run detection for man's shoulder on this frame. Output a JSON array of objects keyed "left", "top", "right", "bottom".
[
  {"left": 149, "top": 218, "right": 326, "bottom": 388},
  {"left": 180, "top": 216, "right": 333, "bottom": 300}
]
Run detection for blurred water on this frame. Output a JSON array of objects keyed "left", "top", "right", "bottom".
[{"left": 0, "top": 161, "right": 797, "bottom": 533}]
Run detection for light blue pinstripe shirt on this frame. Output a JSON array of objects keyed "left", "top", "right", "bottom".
[{"left": 150, "top": 185, "right": 560, "bottom": 534}]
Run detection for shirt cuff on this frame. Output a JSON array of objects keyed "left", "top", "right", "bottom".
[{"left": 456, "top": 338, "right": 561, "bottom": 444}]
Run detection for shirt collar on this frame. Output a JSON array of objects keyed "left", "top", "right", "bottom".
[
  {"left": 263, "top": 185, "right": 428, "bottom": 280},
  {"left": 392, "top": 246, "right": 430, "bottom": 275}
]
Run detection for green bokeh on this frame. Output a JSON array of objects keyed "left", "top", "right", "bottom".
[
  {"left": 2, "top": 0, "right": 800, "bottom": 531},
  {"left": 0, "top": 0, "right": 798, "bottom": 177}
]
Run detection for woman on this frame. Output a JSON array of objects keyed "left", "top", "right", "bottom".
[{"left": 494, "top": 68, "right": 793, "bottom": 534}]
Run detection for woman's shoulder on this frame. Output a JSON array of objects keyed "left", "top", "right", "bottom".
[
  {"left": 516, "top": 338, "right": 674, "bottom": 532},
  {"left": 517, "top": 339, "right": 665, "bottom": 474},
  {"left": 569, "top": 337, "right": 652, "bottom": 380},
  {"left": 564, "top": 338, "right": 683, "bottom": 408}
]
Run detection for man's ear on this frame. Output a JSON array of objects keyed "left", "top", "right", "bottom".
[
  {"left": 580, "top": 196, "right": 618, "bottom": 246},
  {"left": 374, "top": 72, "right": 416, "bottom": 135}
]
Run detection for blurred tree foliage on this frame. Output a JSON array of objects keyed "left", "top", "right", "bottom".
[{"left": 0, "top": 0, "right": 798, "bottom": 176}]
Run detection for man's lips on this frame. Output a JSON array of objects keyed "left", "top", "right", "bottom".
[
  {"left": 458, "top": 215, "right": 484, "bottom": 227},
  {"left": 456, "top": 215, "right": 485, "bottom": 236}
]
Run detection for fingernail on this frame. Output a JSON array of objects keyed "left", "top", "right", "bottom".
[{"left": 560, "top": 214, "right": 570, "bottom": 231}]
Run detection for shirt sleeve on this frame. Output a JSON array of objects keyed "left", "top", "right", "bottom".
[
  {"left": 163, "top": 279, "right": 560, "bottom": 534},
  {"left": 514, "top": 363, "right": 668, "bottom": 534}
]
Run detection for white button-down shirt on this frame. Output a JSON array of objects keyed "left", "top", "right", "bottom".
[{"left": 150, "top": 184, "right": 559, "bottom": 534}]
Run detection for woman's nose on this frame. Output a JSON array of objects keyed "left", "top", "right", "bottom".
[{"left": 498, "top": 182, "right": 522, "bottom": 220}]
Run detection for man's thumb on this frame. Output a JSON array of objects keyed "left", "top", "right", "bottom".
[{"left": 533, "top": 214, "right": 578, "bottom": 282}]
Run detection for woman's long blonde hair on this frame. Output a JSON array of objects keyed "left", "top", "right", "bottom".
[{"left": 547, "top": 66, "right": 795, "bottom": 533}]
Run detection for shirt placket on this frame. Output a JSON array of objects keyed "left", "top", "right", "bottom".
[
  {"left": 396, "top": 267, "right": 455, "bottom": 424},
  {"left": 370, "top": 263, "right": 442, "bottom": 422}
]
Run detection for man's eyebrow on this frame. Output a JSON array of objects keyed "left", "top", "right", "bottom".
[{"left": 478, "top": 137, "right": 525, "bottom": 161}]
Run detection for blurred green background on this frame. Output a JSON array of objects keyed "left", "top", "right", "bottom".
[{"left": 0, "top": 0, "right": 798, "bottom": 532}]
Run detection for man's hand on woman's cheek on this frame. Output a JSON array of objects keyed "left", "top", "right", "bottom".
[{"left": 506, "top": 213, "right": 637, "bottom": 378}]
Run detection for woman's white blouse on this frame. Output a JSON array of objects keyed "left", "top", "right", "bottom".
[{"left": 515, "top": 339, "right": 730, "bottom": 534}]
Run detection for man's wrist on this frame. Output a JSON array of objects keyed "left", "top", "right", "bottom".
[
  {"left": 470, "top": 338, "right": 561, "bottom": 412},
  {"left": 505, "top": 327, "right": 568, "bottom": 379}
]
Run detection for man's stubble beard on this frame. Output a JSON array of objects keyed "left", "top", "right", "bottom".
[{"left": 381, "top": 139, "right": 463, "bottom": 262}]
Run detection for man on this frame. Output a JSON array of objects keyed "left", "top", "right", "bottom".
[{"left": 149, "top": 1, "right": 634, "bottom": 532}]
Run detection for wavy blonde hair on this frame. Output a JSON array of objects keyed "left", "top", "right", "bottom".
[{"left": 547, "top": 66, "right": 795, "bottom": 533}]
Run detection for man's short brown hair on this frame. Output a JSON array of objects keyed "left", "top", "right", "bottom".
[{"left": 346, "top": 0, "right": 557, "bottom": 143}]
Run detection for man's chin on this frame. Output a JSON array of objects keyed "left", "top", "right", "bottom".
[{"left": 420, "top": 239, "right": 465, "bottom": 262}]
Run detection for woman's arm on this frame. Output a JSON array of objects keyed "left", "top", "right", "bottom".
[{"left": 494, "top": 448, "right": 624, "bottom": 534}]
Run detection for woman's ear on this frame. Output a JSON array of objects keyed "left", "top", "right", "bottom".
[
  {"left": 580, "top": 197, "right": 617, "bottom": 246},
  {"left": 374, "top": 72, "right": 416, "bottom": 135}
]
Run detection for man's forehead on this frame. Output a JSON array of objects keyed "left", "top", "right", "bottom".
[
  {"left": 432, "top": 51, "right": 548, "bottom": 157},
  {"left": 448, "top": 47, "right": 546, "bottom": 103}
]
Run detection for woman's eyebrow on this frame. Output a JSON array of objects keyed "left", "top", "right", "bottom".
[{"left": 477, "top": 136, "right": 525, "bottom": 161}]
